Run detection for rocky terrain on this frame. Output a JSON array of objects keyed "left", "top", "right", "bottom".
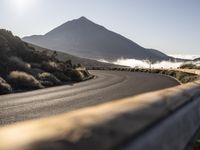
[
  {"left": 0, "top": 29, "right": 92, "bottom": 95},
  {"left": 29, "top": 43, "right": 122, "bottom": 69}
]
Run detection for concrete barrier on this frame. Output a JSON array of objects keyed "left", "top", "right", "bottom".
[{"left": 0, "top": 69, "right": 200, "bottom": 150}]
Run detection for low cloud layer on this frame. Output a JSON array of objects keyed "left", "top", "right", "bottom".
[
  {"left": 99, "top": 54, "right": 200, "bottom": 69},
  {"left": 169, "top": 54, "right": 200, "bottom": 60},
  {"left": 113, "top": 59, "right": 183, "bottom": 69}
]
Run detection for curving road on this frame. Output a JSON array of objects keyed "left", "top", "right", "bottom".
[{"left": 0, "top": 70, "right": 180, "bottom": 125}]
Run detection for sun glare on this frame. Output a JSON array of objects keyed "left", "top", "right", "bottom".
[{"left": 10, "top": 0, "right": 35, "bottom": 13}]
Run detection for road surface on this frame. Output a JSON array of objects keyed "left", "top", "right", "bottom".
[{"left": 0, "top": 70, "right": 180, "bottom": 125}]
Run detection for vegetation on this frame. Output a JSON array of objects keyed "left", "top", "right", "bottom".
[
  {"left": 8, "top": 71, "right": 43, "bottom": 90},
  {"left": 180, "top": 63, "right": 200, "bottom": 69},
  {"left": 0, "top": 77, "right": 12, "bottom": 94},
  {"left": 52, "top": 72, "right": 70, "bottom": 82},
  {"left": 29, "top": 43, "right": 121, "bottom": 68},
  {"left": 65, "top": 69, "right": 85, "bottom": 81},
  {"left": 0, "top": 29, "right": 93, "bottom": 95},
  {"left": 37, "top": 72, "right": 61, "bottom": 86}
]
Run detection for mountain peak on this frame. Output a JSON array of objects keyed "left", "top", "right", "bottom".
[
  {"left": 75, "top": 16, "right": 93, "bottom": 24},
  {"left": 23, "top": 17, "right": 171, "bottom": 62},
  {"left": 78, "top": 16, "right": 88, "bottom": 20}
]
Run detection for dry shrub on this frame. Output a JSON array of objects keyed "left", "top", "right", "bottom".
[
  {"left": 80, "top": 70, "right": 90, "bottom": 77},
  {"left": 30, "top": 63, "right": 41, "bottom": 69},
  {"left": 8, "top": 71, "right": 43, "bottom": 90},
  {"left": 0, "top": 76, "right": 12, "bottom": 94},
  {"left": 37, "top": 72, "right": 61, "bottom": 86},
  {"left": 39, "top": 80, "right": 54, "bottom": 87},
  {"left": 66, "top": 69, "right": 85, "bottom": 81},
  {"left": 29, "top": 68, "right": 44, "bottom": 77},
  {"left": 8, "top": 56, "right": 31, "bottom": 72},
  {"left": 52, "top": 72, "right": 71, "bottom": 82},
  {"left": 180, "top": 63, "right": 197, "bottom": 69},
  {"left": 41, "top": 61, "right": 64, "bottom": 72}
]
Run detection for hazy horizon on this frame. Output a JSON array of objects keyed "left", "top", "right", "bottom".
[{"left": 0, "top": 0, "right": 199, "bottom": 55}]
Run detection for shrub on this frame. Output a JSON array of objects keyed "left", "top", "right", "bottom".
[
  {"left": 30, "top": 63, "right": 41, "bottom": 69},
  {"left": 8, "top": 56, "right": 31, "bottom": 72},
  {"left": 80, "top": 70, "right": 90, "bottom": 77},
  {"left": 175, "top": 72, "right": 187, "bottom": 81},
  {"left": 180, "top": 63, "right": 197, "bottom": 69},
  {"left": 52, "top": 72, "right": 71, "bottom": 82},
  {"left": 8, "top": 71, "right": 43, "bottom": 90},
  {"left": 37, "top": 72, "right": 61, "bottom": 86},
  {"left": 41, "top": 61, "right": 66, "bottom": 72},
  {"left": 181, "top": 75, "right": 198, "bottom": 83},
  {"left": 29, "top": 68, "right": 44, "bottom": 77},
  {"left": 150, "top": 69, "right": 160, "bottom": 74},
  {"left": 166, "top": 70, "right": 176, "bottom": 77},
  {"left": 39, "top": 80, "right": 54, "bottom": 87},
  {"left": 65, "top": 69, "right": 85, "bottom": 81},
  {"left": 41, "top": 61, "right": 58, "bottom": 72},
  {"left": 173, "top": 71, "right": 198, "bottom": 83},
  {"left": 0, "top": 77, "right": 12, "bottom": 94}
]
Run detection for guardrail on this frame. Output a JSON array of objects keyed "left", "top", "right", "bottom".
[{"left": 0, "top": 69, "right": 200, "bottom": 150}]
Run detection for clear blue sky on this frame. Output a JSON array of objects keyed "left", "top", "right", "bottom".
[{"left": 0, "top": 0, "right": 199, "bottom": 55}]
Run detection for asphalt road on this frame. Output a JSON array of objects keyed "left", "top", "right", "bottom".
[{"left": 0, "top": 70, "right": 180, "bottom": 125}]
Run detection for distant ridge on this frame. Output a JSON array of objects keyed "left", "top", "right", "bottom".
[
  {"left": 194, "top": 57, "right": 200, "bottom": 61},
  {"left": 23, "top": 16, "right": 174, "bottom": 62}
]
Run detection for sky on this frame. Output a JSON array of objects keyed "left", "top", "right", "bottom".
[{"left": 0, "top": 0, "right": 199, "bottom": 55}]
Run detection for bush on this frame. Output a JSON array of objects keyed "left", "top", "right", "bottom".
[
  {"left": 65, "top": 69, "right": 85, "bottom": 81},
  {"left": 41, "top": 61, "right": 59, "bottom": 72},
  {"left": 180, "top": 63, "right": 198, "bottom": 69},
  {"left": 0, "top": 77, "right": 12, "bottom": 94},
  {"left": 30, "top": 63, "right": 41, "bottom": 69},
  {"left": 150, "top": 69, "right": 160, "bottom": 74},
  {"left": 175, "top": 72, "right": 187, "bottom": 80},
  {"left": 166, "top": 70, "right": 176, "bottom": 77},
  {"left": 52, "top": 72, "right": 71, "bottom": 82},
  {"left": 29, "top": 68, "right": 44, "bottom": 77},
  {"left": 41, "top": 61, "right": 67, "bottom": 72},
  {"left": 39, "top": 80, "right": 54, "bottom": 87},
  {"left": 173, "top": 71, "right": 198, "bottom": 83},
  {"left": 37, "top": 72, "right": 61, "bottom": 86},
  {"left": 80, "top": 70, "right": 90, "bottom": 77},
  {"left": 7, "top": 56, "right": 31, "bottom": 72},
  {"left": 181, "top": 75, "right": 198, "bottom": 83},
  {"left": 8, "top": 71, "right": 43, "bottom": 90}
]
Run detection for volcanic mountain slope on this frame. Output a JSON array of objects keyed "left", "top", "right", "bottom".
[
  {"left": 23, "top": 16, "right": 173, "bottom": 62},
  {"left": 29, "top": 43, "right": 122, "bottom": 68},
  {"left": 0, "top": 29, "right": 93, "bottom": 95}
]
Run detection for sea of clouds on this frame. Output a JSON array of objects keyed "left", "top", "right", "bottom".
[
  {"left": 169, "top": 54, "right": 200, "bottom": 60},
  {"left": 98, "top": 54, "right": 200, "bottom": 69}
]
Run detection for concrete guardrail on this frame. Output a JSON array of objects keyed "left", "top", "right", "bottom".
[{"left": 0, "top": 69, "right": 200, "bottom": 150}]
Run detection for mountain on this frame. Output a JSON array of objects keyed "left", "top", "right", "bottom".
[
  {"left": 23, "top": 16, "right": 173, "bottom": 62},
  {"left": 29, "top": 43, "right": 122, "bottom": 68}
]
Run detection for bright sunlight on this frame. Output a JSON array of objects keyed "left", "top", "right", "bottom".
[{"left": 9, "top": 0, "right": 35, "bottom": 13}]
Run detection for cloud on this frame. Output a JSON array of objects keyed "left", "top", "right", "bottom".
[
  {"left": 99, "top": 58, "right": 184, "bottom": 69},
  {"left": 169, "top": 54, "right": 200, "bottom": 60},
  {"left": 98, "top": 60, "right": 190, "bottom": 69},
  {"left": 98, "top": 54, "right": 200, "bottom": 69},
  {"left": 113, "top": 58, "right": 184, "bottom": 69}
]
